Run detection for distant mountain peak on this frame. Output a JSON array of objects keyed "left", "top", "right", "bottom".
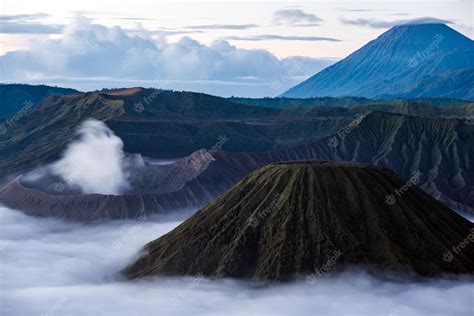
[{"left": 282, "top": 23, "right": 473, "bottom": 99}]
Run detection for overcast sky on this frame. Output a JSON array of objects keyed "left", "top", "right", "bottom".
[{"left": 0, "top": 0, "right": 472, "bottom": 96}]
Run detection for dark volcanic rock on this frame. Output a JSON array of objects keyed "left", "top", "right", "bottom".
[
  {"left": 0, "top": 88, "right": 355, "bottom": 178},
  {"left": 123, "top": 161, "right": 474, "bottom": 281},
  {"left": 1, "top": 109, "right": 473, "bottom": 221},
  {"left": 0, "top": 150, "right": 221, "bottom": 221},
  {"left": 0, "top": 177, "right": 213, "bottom": 221},
  {"left": 3, "top": 86, "right": 472, "bottom": 179},
  {"left": 194, "top": 111, "right": 474, "bottom": 215},
  {"left": 2, "top": 111, "right": 473, "bottom": 220}
]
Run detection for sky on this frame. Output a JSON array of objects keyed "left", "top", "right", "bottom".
[{"left": 0, "top": 0, "right": 472, "bottom": 96}]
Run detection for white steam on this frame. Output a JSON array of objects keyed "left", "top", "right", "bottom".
[
  {"left": 51, "top": 119, "right": 130, "bottom": 195},
  {"left": 0, "top": 205, "right": 472, "bottom": 316}
]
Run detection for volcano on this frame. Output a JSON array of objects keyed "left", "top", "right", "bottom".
[
  {"left": 282, "top": 23, "right": 474, "bottom": 99},
  {"left": 123, "top": 161, "right": 474, "bottom": 281}
]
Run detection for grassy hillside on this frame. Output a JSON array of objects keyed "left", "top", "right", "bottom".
[{"left": 0, "top": 83, "right": 79, "bottom": 118}]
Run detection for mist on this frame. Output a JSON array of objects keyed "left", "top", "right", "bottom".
[
  {"left": 21, "top": 119, "right": 140, "bottom": 195},
  {"left": 1, "top": 205, "right": 472, "bottom": 316},
  {"left": 48, "top": 119, "right": 130, "bottom": 194}
]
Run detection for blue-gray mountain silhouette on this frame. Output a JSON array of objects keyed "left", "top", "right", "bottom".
[{"left": 282, "top": 23, "right": 474, "bottom": 100}]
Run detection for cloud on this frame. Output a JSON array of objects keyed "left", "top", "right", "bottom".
[
  {"left": 340, "top": 9, "right": 378, "bottom": 12},
  {"left": 401, "top": 17, "right": 454, "bottom": 25},
  {"left": 0, "top": 22, "right": 63, "bottom": 34},
  {"left": 0, "top": 13, "right": 50, "bottom": 21},
  {"left": 184, "top": 24, "right": 259, "bottom": 30},
  {"left": 272, "top": 9, "right": 323, "bottom": 26},
  {"left": 0, "top": 13, "right": 63, "bottom": 34},
  {"left": 388, "top": 13, "right": 412, "bottom": 16},
  {"left": 112, "top": 17, "right": 160, "bottom": 21},
  {"left": 133, "top": 28, "right": 204, "bottom": 37},
  {"left": 282, "top": 56, "right": 338, "bottom": 77},
  {"left": 0, "top": 17, "right": 336, "bottom": 97},
  {"left": 1, "top": 205, "right": 473, "bottom": 316},
  {"left": 224, "top": 34, "right": 340, "bottom": 42},
  {"left": 49, "top": 119, "right": 130, "bottom": 195},
  {"left": 138, "top": 24, "right": 259, "bottom": 36},
  {"left": 340, "top": 18, "right": 401, "bottom": 29},
  {"left": 337, "top": 8, "right": 400, "bottom": 13},
  {"left": 23, "top": 119, "right": 132, "bottom": 195},
  {"left": 340, "top": 17, "right": 454, "bottom": 29}
]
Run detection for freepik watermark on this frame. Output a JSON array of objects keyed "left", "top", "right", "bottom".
[
  {"left": 315, "top": 199, "right": 323, "bottom": 212},
  {"left": 327, "top": 113, "right": 366, "bottom": 148},
  {"left": 41, "top": 297, "right": 67, "bottom": 316},
  {"left": 0, "top": 100, "right": 34, "bottom": 135},
  {"left": 54, "top": 164, "right": 87, "bottom": 192},
  {"left": 112, "top": 212, "right": 149, "bottom": 249},
  {"left": 170, "top": 272, "right": 205, "bottom": 307},
  {"left": 209, "top": 135, "right": 229, "bottom": 154},
  {"left": 385, "top": 170, "right": 422, "bottom": 205},
  {"left": 442, "top": 228, "right": 474, "bottom": 262},
  {"left": 270, "top": 59, "right": 303, "bottom": 91},
  {"left": 0, "top": 238, "right": 12, "bottom": 251},
  {"left": 464, "top": 116, "right": 474, "bottom": 125},
  {"left": 133, "top": 89, "right": 160, "bottom": 113},
  {"left": 388, "top": 306, "right": 401, "bottom": 316},
  {"left": 189, "top": 151, "right": 215, "bottom": 173},
  {"left": 77, "top": 28, "right": 107, "bottom": 55},
  {"left": 190, "top": 135, "right": 229, "bottom": 172},
  {"left": 408, "top": 33, "right": 445, "bottom": 68},
  {"left": 306, "top": 250, "right": 343, "bottom": 284},
  {"left": 248, "top": 193, "right": 287, "bottom": 227}
]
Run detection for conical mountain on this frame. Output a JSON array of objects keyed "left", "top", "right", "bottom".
[
  {"left": 282, "top": 23, "right": 474, "bottom": 99},
  {"left": 123, "top": 161, "right": 474, "bottom": 281}
]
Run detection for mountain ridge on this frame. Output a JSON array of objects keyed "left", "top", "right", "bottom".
[
  {"left": 2, "top": 111, "right": 473, "bottom": 220},
  {"left": 0, "top": 83, "right": 79, "bottom": 118},
  {"left": 282, "top": 23, "right": 474, "bottom": 99},
  {"left": 2, "top": 88, "right": 473, "bottom": 179},
  {"left": 123, "top": 161, "right": 474, "bottom": 281}
]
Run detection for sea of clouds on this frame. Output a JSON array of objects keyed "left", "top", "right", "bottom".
[
  {"left": 1, "top": 205, "right": 472, "bottom": 316},
  {"left": 0, "top": 16, "right": 336, "bottom": 97}
]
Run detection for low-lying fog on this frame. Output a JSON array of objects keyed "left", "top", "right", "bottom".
[{"left": 1, "top": 206, "right": 472, "bottom": 316}]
